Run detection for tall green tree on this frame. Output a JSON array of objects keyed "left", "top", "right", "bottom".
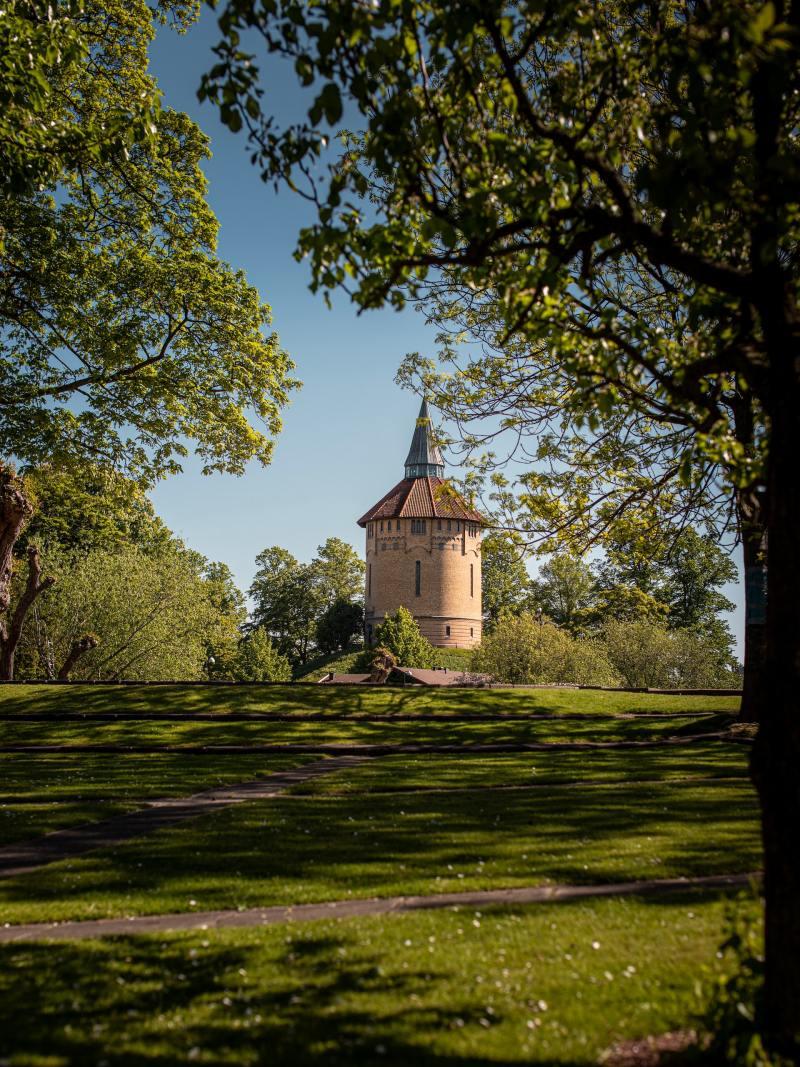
[
  {"left": 532, "top": 554, "right": 595, "bottom": 634},
  {"left": 480, "top": 532, "right": 533, "bottom": 625},
  {"left": 316, "top": 598, "right": 363, "bottom": 654},
  {"left": 204, "top": 1, "right": 800, "bottom": 1042},
  {"left": 248, "top": 547, "right": 325, "bottom": 665},
  {"left": 249, "top": 540, "right": 364, "bottom": 664},
  {"left": 0, "top": 0, "right": 297, "bottom": 616},
  {"left": 14, "top": 543, "right": 236, "bottom": 681},
  {"left": 313, "top": 537, "right": 365, "bottom": 607}
]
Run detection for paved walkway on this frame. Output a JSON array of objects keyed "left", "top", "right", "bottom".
[
  {"left": 0, "top": 756, "right": 366, "bottom": 880},
  {"left": 0, "top": 872, "right": 759, "bottom": 943}
]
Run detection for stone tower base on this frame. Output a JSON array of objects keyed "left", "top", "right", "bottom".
[{"left": 366, "top": 614, "right": 481, "bottom": 649}]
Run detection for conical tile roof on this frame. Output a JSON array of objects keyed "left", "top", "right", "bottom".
[{"left": 357, "top": 400, "right": 484, "bottom": 527}]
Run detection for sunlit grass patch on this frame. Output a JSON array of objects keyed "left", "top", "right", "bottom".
[
  {"left": 0, "top": 776, "right": 760, "bottom": 925},
  {"left": 0, "top": 683, "right": 741, "bottom": 720},
  {"left": 290, "top": 746, "right": 750, "bottom": 795},
  {"left": 0, "top": 892, "right": 760, "bottom": 1065},
  {"left": 0, "top": 713, "right": 733, "bottom": 750}
]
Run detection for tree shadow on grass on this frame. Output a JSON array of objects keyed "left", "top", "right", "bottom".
[
  {"left": 0, "top": 775, "right": 762, "bottom": 925},
  {"left": 0, "top": 932, "right": 580, "bottom": 1067},
  {"left": 0, "top": 683, "right": 739, "bottom": 724}
]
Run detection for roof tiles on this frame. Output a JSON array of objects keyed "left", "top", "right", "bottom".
[{"left": 357, "top": 476, "right": 484, "bottom": 526}]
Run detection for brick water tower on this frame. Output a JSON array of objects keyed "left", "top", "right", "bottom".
[{"left": 358, "top": 399, "right": 484, "bottom": 649}]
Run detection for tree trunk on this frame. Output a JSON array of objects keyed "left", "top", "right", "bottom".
[
  {"left": 57, "top": 634, "right": 99, "bottom": 680},
  {"left": 0, "top": 465, "right": 33, "bottom": 616},
  {"left": 737, "top": 486, "right": 768, "bottom": 723},
  {"left": 751, "top": 362, "right": 800, "bottom": 1056},
  {"left": 0, "top": 545, "right": 56, "bottom": 681}
]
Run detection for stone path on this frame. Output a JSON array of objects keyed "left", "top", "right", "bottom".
[
  {"left": 0, "top": 756, "right": 366, "bottom": 880},
  {"left": 0, "top": 872, "right": 759, "bottom": 943}
]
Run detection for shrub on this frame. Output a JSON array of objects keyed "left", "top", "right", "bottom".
[
  {"left": 471, "top": 614, "right": 574, "bottom": 684},
  {"left": 374, "top": 607, "right": 435, "bottom": 668},
  {"left": 560, "top": 638, "right": 622, "bottom": 687},
  {"left": 232, "top": 627, "right": 292, "bottom": 682},
  {"left": 603, "top": 619, "right": 740, "bottom": 689},
  {"left": 698, "top": 896, "right": 796, "bottom": 1066}
]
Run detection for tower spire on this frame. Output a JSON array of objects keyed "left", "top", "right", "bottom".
[{"left": 404, "top": 398, "right": 445, "bottom": 479}]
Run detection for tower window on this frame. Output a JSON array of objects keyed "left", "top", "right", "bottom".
[
  {"left": 470, "top": 627, "right": 474, "bottom": 637},
  {"left": 415, "top": 560, "right": 421, "bottom": 596},
  {"left": 368, "top": 564, "right": 372, "bottom": 597},
  {"left": 445, "top": 625, "right": 451, "bottom": 637},
  {"left": 411, "top": 519, "right": 427, "bottom": 534},
  {"left": 437, "top": 519, "right": 442, "bottom": 530},
  {"left": 470, "top": 563, "right": 474, "bottom": 597},
  {"left": 456, "top": 521, "right": 460, "bottom": 532},
  {"left": 380, "top": 521, "right": 384, "bottom": 532},
  {"left": 446, "top": 520, "right": 451, "bottom": 532}
]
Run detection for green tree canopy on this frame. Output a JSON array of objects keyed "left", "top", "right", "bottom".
[
  {"left": 15, "top": 543, "right": 239, "bottom": 681},
  {"left": 1, "top": 0, "right": 297, "bottom": 489},
  {"left": 203, "top": 0, "right": 800, "bottom": 1041},
  {"left": 532, "top": 554, "right": 595, "bottom": 634},
  {"left": 316, "top": 598, "right": 363, "bottom": 655},
  {"left": 249, "top": 539, "right": 364, "bottom": 664},
  {"left": 472, "top": 614, "right": 619, "bottom": 686},
  {"left": 21, "top": 466, "right": 173, "bottom": 554},
  {"left": 480, "top": 532, "right": 533, "bottom": 625},
  {"left": 375, "top": 606, "right": 435, "bottom": 668},
  {"left": 313, "top": 538, "right": 365, "bottom": 607},
  {"left": 230, "top": 626, "right": 292, "bottom": 682}
]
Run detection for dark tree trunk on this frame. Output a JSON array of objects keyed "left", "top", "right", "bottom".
[
  {"left": 0, "top": 544, "right": 55, "bottom": 681},
  {"left": 737, "top": 486, "right": 768, "bottom": 723},
  {"left": 0, "top": 466, "right": 33, "bottom": 617},
  {"left": 57, "top": 634, "right": 99, "bottom": 680},
  {"left": 751, "top": 357, "right": 800, "bottom": 1056}
]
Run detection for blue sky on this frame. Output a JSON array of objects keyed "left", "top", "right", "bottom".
[{"left": 147, "top": 10, "right": 745, "bottom": 651}]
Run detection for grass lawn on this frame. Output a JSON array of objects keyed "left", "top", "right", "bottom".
[
  {"left": 0, "top": 683, "right": 741, "bottom": 719},
  {"left": 289, "top": 745, "right": 750, "bottom": 794},
  {"left": 0, "top": 753, "right": 318, "bottom": 802},
  {"left": 0, "top": 772, "right": 760, "bottom": 924},
  {"left": 0, "top": 892, "right": 760, "bottom": 1066},
  {"left": 0, "top": 684, "right": 759, "bottom": 1064},
  {"left": 0, "top": 712, "right": 736, "bottom": 750},
  {"left": 0, "top": 755, "right": 315, "bottom": 847}
]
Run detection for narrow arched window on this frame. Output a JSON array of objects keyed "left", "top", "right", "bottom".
[
  {"left": 470, "top": 563, "right": 474, "bottom": 597},
  {"left": 415, "top": 560, "right": 421, "bottom": 596}
]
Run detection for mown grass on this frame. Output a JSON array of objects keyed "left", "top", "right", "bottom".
[
  {"left": 1, "top": 753, "right": 317, "bottom": 802},
  {"left": 0, "top": 712, "right": 735, "bottom": 750},
  {"left": 0, "top": 683, "right": 741, "bottom": 719},
  {"left": 0, "top": 801, "right": 139, "bottom": 848},
  {"left": 0, "top": 892, "right": 761, "bottom": 1066},
  {"left": 289, "top": 745, "right": 750, "bottom": 795},
  {"left": 0, "top": 774, "right": 760, "bottom": 924},
  {"left": 0, "top": 755, "right": 314, "bottom": 846}
]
